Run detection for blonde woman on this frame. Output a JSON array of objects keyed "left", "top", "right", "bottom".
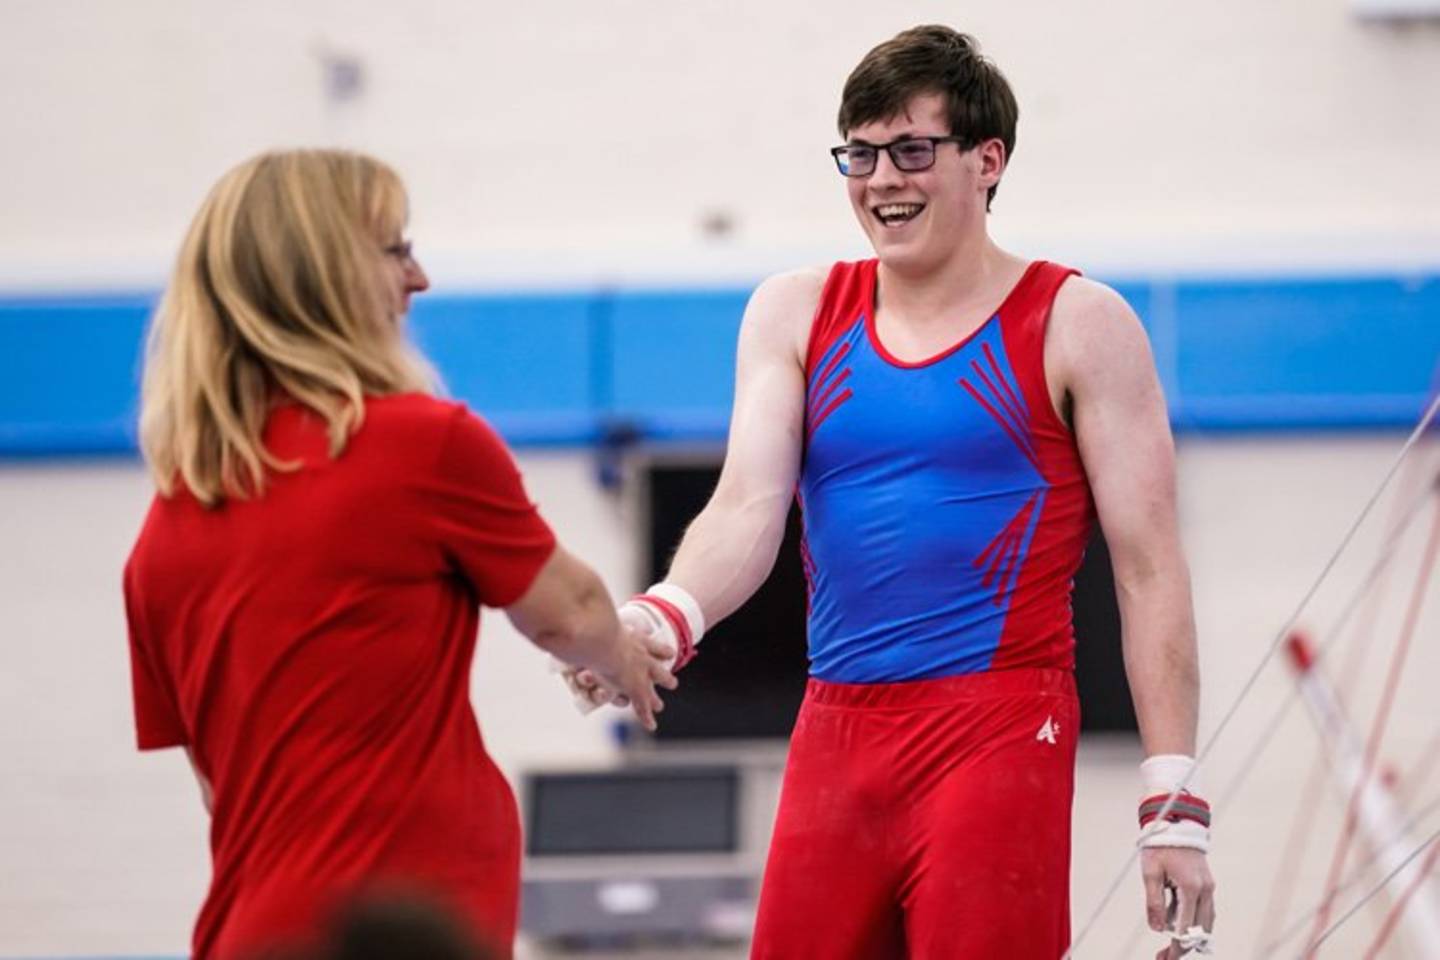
[{"left": 124, "top": 149, "right": 674, "bottom": 959}]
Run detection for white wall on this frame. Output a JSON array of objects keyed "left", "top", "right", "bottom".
[
  {"left": 4, "top": 0, "right": 1440, "bottom": 955},
  {"left": 2, "top": 0, "right": 1439, "bottom": 290},
  {"left": 3, "top": 435, "right": 1439, "bottom": 956}
]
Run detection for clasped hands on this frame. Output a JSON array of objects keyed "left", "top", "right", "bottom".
[{"left": 552, "top": 603, "right": 679, "bottom": 731}]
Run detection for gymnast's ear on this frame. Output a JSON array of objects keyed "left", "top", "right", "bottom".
[{"left": 975, "top": 137, "right": 1006, "bottom": 195}]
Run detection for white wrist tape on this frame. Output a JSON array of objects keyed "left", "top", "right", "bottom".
[
  {"left": 1139, "top": 816, "right": 1211, "bottom": 852},
  {"left": 644, "top": 582, "right": 706, "bottom": 644},
  {"left": 1141, "top": 754, "right": 1198, "bottom": 795},
  {"left": 625, "top": 582, "right": 705, "bottom": 671},
  {"left": 1174, "top": 925, "right": 1214, "bottom": 954},
  {"left": 1138, "top": 754, "right": 1212, "bottom": 853}
]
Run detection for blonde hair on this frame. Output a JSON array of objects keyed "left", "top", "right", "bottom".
[{"left": 140, "top": 149, "right": 437, "bottom": 506}]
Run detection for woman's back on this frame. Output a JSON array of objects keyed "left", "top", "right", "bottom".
[{"left": 125, "top": 394, "right": 554, "bottom": 958}]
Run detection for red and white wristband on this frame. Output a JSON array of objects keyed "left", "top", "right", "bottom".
[
  {"left": 1137, "top": 754, "right": 1212, "bottom": 853},
  {"left": 623, "top": 582, "right": 706, "bottom": 672}
]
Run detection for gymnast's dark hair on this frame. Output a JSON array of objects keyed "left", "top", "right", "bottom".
[{"left": 838, "top": 25, "right": 1018, "bottom": 210}]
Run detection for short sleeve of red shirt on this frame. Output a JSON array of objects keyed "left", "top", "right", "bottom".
[
  {"left": 123, "top": 557, "right": 188, "bottom": 750},
  {"left": 426, "top": 407, "right": 557, "bottom": 607}
]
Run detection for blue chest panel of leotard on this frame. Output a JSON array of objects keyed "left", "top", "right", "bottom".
[{"left": 799, "top": 313, "right": 1049, "bottom": 683}]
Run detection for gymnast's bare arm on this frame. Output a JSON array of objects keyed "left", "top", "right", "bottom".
[
  {"left": 1050, "top": 278, "right": 1198, "bottom": 758},
  {"left": 661, "top": 268, "right": 824, "bottom": 625},
  {"left": 1047, "top": 276, "right": 1216, "bottom": 952}
]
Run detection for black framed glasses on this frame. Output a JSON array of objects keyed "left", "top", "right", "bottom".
[{"left": 830, "top": 136, "right": 970, "bottom": 177}]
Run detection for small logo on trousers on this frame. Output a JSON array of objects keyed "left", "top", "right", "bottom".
[{"left": 1036, "top": 716, "right": 1058, "bottom": 745}]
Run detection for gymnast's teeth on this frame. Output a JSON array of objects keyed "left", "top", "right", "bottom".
[{"left": 875, "top": 203, "right": 923, "bottom": 225}]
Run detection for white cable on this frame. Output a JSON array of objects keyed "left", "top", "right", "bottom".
[
  {"left": 1213, "top": 475, "right": 1440, "bottom": 813},
  {"left": 1302, "top": 825, "right": 1440, "bottom": 957},
  {"left": 1063, "top": 392, "right": 1440, "bottom": 960},
  {"left": 1261, "top": 792, "right": 1440, "bottom": 955}
]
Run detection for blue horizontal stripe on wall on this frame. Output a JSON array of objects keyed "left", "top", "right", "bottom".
[
  {"left": 409, "top": 292, "right": 600, "bottom": 445},
  {"left": 1167, "top": 274, "right": 1440, "bottom": 430},
  {"left": 1, "top": 273, "right": 1437, "bottom": 457},
  {"left": 0, "top": 293, "right": 153, "bottom": 455}
]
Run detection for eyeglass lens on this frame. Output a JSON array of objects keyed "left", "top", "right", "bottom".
[{"left": 836, "top": 140, "right": 937, "bottom": 177}]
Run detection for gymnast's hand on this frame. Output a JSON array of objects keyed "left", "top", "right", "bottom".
[
  {"left": 1142, "top": 846, "right": 1216, "bottom": 958},
  {"left": 558, "top": 608, "right": 677, "bottom": 728}
]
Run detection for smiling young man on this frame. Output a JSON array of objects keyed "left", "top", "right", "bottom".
[{"left": 564, "top": 25, "right": 1215, "bottom": 958}]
